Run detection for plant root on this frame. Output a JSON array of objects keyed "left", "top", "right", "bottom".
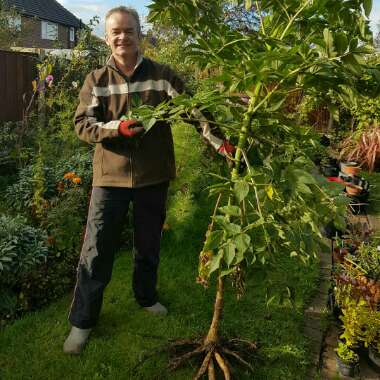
[
  {"left": 222, "top": 347, "right": 254, "bottom": 373},
  {"left": 194, "top": 350, "right": 213, "bottom": 380},
  {"left": 169, "top": 346, "right": 205, "bottom": 371},
  {"left": 208, "top": 358, "right": 216, "bottom": 380},
  {"left": 228, "top": 338, "right": 258, "bottom": 351},
  {"left": 214, "top": 351, "right": 231, "bottom": 380},
  {"left": 166, "top": 336, "right": 257, "bottom": 380}
]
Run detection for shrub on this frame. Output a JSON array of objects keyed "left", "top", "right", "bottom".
[
  {"left": 340, "top": 126, "right": 380, "bottom": 172},
  {"left": 45, "top": 186, "right": 88, "bottom": 253},
  {"left": 0, "top": 215, "right": 48, "bottom": 284},
  {"left": 53, "top": 149, "right": 93, "bottom": 191},
  {"left": 4, "top": 165, "right": 56, "bottom": 214}
]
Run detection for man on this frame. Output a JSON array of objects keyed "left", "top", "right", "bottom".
[{"left": 63, "top": 6, "right": 233, "bottom": 354}]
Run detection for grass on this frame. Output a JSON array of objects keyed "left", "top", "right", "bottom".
[
  {"left": 362, "top": 171, "right": 380, "bottom": 215},
  {"left": 0, "top": 124, "right": 320, "bottom": 380}
]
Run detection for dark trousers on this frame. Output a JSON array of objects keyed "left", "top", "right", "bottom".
[{"left": 68, "top": 182, "right": 169, "bottom": 329}]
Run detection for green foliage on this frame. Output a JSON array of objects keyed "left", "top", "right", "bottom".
[
  {"left": 0, "top": 0, "right": 21, "bottom": 49},
  {"left": 340, "top": 125, "right": 380, "bottom": 172},
  {"left": 53, "top": 150, "right": 93, "bottom": 189},
  {"left": 0, "top": 215, "right": 48, "bottom": 283},
  {"left": 335, "top": 342, "right": 359, "bottom": 362},
  {"left": 352, "top": 96, "right": 380, "bottom": 130},
  {"left": 4, "top": 164, "right": 56, "bottom": 215},
  {"left": 0, "top": 18, "right": 105, "bottom": 322},
  {"left": 45, "top": 187, "right": 88, "bottom": 253},
  {"left": 145, "top": 0, "right": 378, "bottom": 291},
  {"left": 354, "top": 242, "right": 380, "bottom": 281}
]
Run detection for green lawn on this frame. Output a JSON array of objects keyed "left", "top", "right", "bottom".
[
  {"left": 362, "top": 171, "right": 380, "bottom": 215},
  {"left": 0, "top": 124, "right": 320, "bottom": 380}
]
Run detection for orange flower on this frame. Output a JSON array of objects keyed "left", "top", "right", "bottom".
[
  {"left": 64, "top": 172, "right": 76, "bottom": 180},
  {"left": 72, "top": 177, "right": 81, "bottom": 184}
]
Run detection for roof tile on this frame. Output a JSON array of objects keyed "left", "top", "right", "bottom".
[{"left": 6, "top": 0, "right": 81, "bottom": 28}]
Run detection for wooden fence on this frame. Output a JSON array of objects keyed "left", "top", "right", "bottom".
[{"left": 0, "top": 50, "right": 38, "bottom": 122}]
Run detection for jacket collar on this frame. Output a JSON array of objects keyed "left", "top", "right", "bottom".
[{"left": 106, "top": 54, "right": 144, "bottom": 77}]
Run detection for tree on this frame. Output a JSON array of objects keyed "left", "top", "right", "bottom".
[
  {"left": 132, "top": 0, "right": 379, "bottom": 378},
  {"left": 0, "top": 0, "right": 21, "bottom": 49}
]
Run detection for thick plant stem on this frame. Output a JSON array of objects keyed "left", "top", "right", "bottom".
[
  {"left": 204, "top": 276, "right": 224, "bottom": 346},
  {"left": 231, "top": 85, "right": 260, "bottom": 180}
]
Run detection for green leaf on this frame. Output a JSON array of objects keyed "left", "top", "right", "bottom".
[
  {"left": 220, "top": 268, "right": 235, "bottom": 277},
  {"left": 209, "top": 250, "right": 223, "bottom": 275},
  {"left": 266, "top": 97, "right": 286, "bottom": 112},
  {"left": 214, "top": 216, "right": 241, "bottom": 235},
  {"left": 245, "top": 217, "right": 264, "bottom": 231},
  {"left": 265, "top": 185, "right": 274, "bottom": 200},
  {"left": 234, "top": 181, "right": 249, "bottom": 203},
  {"left": 293, "top": 169, "right": 317, "bottom": 185},
  {"left": 143, "top": 117, "right": 157, "bottom": 133},
  {"left": 297, "top": 183, "right": 312, "bottom": 194},
  {"left": 323, "top": 28, "right": 335, "bottom": 57},
  {"left": 234, "top": 233, "right": 251, "bottom": 263},
  {"left": 234, "top": 233, "right": 251, "bottom": 253},
  {"left": 204, "top": 230, "right": 224, "bottom": 250},
  {"left": 224, "top": 241, "right": 236, "bottom": 267},
  {"left": 245, "top": 0, "right": 252, "bottom": 11},
  {"left": 218, "top": 205, "right": 241, "bottom": 217},
  {"left": 341, "top": 54, "right": 362, "bottom": 76},
  {"left": 334, "top": 32, "right": 348, "bottom": 55}
]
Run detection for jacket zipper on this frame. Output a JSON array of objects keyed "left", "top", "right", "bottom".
[{"left": 126, "top": 77, "right": 134, "bottom": 187}]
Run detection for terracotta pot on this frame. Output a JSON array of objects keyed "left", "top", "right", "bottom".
[
  {"left": 346, "top": 185, "right": 362, "bottom": 196},
  {"left": 341, "top": 161, "right": 361, "bottom": 176}
]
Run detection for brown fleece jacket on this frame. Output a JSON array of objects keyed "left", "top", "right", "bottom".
[{"left": 74, "top": 55, "right": 223, "bottom": 188}]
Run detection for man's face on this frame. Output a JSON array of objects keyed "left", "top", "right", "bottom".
[{"left": 105, "top": 12, "right": 141, "bottom": 59}]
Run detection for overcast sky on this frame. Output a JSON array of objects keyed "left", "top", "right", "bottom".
[{"left": 57, "top": 0, "right": 380, "bottom": 38}]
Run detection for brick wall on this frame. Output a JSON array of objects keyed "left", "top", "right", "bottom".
[{"left": 20, "top": 16, "right": 77, "bottom": 49}]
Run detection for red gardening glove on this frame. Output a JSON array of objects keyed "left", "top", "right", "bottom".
[
  {"left": 118, "top": 119, "right": 144, "bottom": 138},
  {"left": 218, "top": 140, "right": 236, "bottom": 157}
]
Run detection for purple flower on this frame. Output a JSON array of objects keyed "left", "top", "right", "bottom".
[{"left": 45, "top": 75, "right": 54, "bottom": 83}]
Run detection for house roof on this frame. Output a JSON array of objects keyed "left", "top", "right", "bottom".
[{"left": 6, "top": 0, "right": 81, "bottom": 28}]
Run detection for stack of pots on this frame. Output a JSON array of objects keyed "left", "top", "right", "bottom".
[
  {"left": 340, "top": 162, "right": 369, "bottom": 214},
  {"left": 341, "top": 162, "right": 362, "bottom": 196}
]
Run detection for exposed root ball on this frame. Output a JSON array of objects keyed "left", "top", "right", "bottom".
[{"left": 167, "top": 337, "right": 257, "bottom": 380}]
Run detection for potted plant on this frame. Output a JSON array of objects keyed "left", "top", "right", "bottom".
[
  {"left": 368, "top": 341, "right": 380, "bottom": 369},
  {"left": 320, "top": 156, "right": 340, "bottom": 177},
  {"left": 345, "top": 184, "right": 362, "bottom": 197},
  {"left": 335, "top": 342, "right": 360, "bottom": 377},
  {"left": 340, "top": 161, "right": 361, "bottom": 176}
]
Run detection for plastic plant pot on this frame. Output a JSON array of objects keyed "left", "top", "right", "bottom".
[
  {"left": 368, "top": 346, "right": 380, "bottom": 370},
  {"left": 335, "top": 353, "right": 360, "bottom": 378}
]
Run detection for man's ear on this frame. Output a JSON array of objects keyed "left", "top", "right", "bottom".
[{"left": 105, "top": 34, "right": 110, "bottom": 46}]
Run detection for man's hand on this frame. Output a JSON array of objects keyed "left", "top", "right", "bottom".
[
  {"left": 217, "top": 140, "right": 248, "bottom": 172},
  {"left": 118, "top": 119, "right": 145, "bottom": 138},
  {"left": 218, "top": 140, "right": 236, "bottom": 158}
]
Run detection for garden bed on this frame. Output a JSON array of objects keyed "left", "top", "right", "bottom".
[{"left": 0, "top": 125, "right": 320, "bottom": 380}]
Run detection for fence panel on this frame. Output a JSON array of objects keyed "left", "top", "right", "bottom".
[{"left": 0, "top": 50, "right": 38, "bottom": 122}]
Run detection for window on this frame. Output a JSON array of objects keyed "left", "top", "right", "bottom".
[
  {"left": 8, "top": 16, "right": 21, "bottom": 31},
  {"left": 69, "top": 27, "right": 75, "bottom": 42},
  {"left": 41, "top": 21, "right": 58, "bottom": 40}
]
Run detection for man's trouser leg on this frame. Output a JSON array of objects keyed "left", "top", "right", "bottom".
[
  {"left": 69, "top": 187, "right": 131, "bottom": 329},
  {"left": 132, "top": 181, "right": 169, "bottom": 307}
]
